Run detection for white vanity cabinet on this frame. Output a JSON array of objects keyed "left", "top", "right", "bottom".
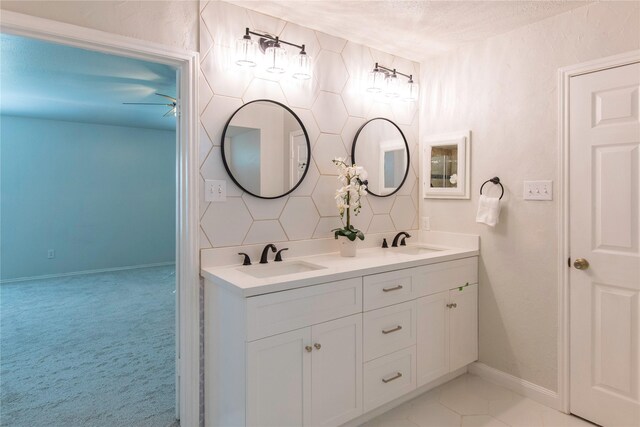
[
  {"left": 449, "top": 284, "right": 478, "bottom": 371},
  {"left": 206, "top": 277, "right": 363, "bottom": 427},
  {"left": 204, "top": 254, "right": 478, "bottom": 427},
  {"left": 416, "top": 290, "right": 450, "bottom": 385},
  {"left": 246, "top": 328, "right": 310, "bottom": 427},
  {"left": 416, "top": 284, "right": 478, "bottom": 387},
  {"left": 413, "top": 257, "right": 479, "bottom": 386},
  {"left": 247, "top": 314, "right": 362, "bottom": 427},
  {"left": 361, "top": 256, "right": 478, "bottom": 409}
]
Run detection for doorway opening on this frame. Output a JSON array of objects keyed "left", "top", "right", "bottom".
[
  {"left": 0, "top": 11, "right": 199, "bottom": 425},
  {"left": 1, "top": 33, "right": 179, "bottom": 426}
]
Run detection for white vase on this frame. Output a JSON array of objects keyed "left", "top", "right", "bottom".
[{"left": 338, "top": 236, "right": 357, "bottom": 257}]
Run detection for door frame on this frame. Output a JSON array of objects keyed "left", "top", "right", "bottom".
[
  {"left": 289, "top": 129, "right": 305, "bottom": 188},
  {"left": 0, "top": 11, "right": 200, "bottom": 426},
  {"left": 557, "top": 49, "right": 640, "bottom": 414}
]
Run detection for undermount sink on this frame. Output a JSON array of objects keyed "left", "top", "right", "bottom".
[
  {"left": 393, "top": 246, "right": 444, "bottom": 255},
  {"left": 237, "top": 260, "right": 327, "bottom": 279}
]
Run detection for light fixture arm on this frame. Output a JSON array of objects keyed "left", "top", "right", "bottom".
[
  {"left": 374, "top": 62, "right": 413, "bottom": 81},
  {"left": 245, "top": 27, "right": 306, "bottom": 52},
  {"left": 367, "top": 62, "right": 419, "bottom": 100}
]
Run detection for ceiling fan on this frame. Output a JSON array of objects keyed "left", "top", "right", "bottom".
[{"left": 123, "top": 93, "right": 177, "bottom": 117}]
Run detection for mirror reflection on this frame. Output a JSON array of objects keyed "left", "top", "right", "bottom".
[
  {"left": 352, "top": 118, "right": 409, "bottom": 197},
  {"left": 222, "top": 100, "right": 310, "bottom": 199},
  {"left": 430, "top": 145, "right": 458, "bottom": 188}
]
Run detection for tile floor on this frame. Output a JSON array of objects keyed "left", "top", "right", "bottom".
[{"left": 362, "top": 373, "right": 595, "bottom": 427}]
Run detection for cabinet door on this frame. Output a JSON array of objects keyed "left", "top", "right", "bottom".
[
  {"left": 449, "top": 283, "right": 478, "bottom": 371},
  {"left": 416, "top": 290, "right": 450, "bottom": 387},
  {"left": 247, "top": 328, "right": 311, "bottom": 427},
  {"left": 311, "top": 314, "right": 363, "bottom": 426}
]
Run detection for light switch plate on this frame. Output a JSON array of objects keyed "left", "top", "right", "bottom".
[
  {"left": 205, "top": 179, "right": 227, "bottom": 202},
  {"left": 524, "top": 180, "right": 553, "bottom": 201},
  {"left": 422, "top": 217, "right": 431, "bottom": 230}
]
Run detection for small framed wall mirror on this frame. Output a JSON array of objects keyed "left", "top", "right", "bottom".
[
  {"left": 423, "top": 130, "right": 471, "bottom": 199},
  {"left": 351, "top": 118, "right": 409, "bottom": 197},
  {"left": 221, "top": 99, "right": 310, "bottom": 199}
]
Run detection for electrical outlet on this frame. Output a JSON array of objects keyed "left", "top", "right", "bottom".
[
  {"left": 205, "top": 180, "right": 227, "bottom": 202},
  {"left": 422, "top": 217, "right": 431, "bottom": 230},
  {"left": 524, "top": 180, "right": 553, "bottom": 201},
  {"left": 47, "top": 249, "right": 55, "bottom": 259}
]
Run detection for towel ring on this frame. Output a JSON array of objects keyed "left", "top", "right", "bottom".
[{"left": 480, "top": 176, "right": 504, "bottom": 200}]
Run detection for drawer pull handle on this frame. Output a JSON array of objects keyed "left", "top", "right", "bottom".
[
  {"left": 382, "top": 325, "right": 403, "bottom": 335},
  {"left": 382, "top": 372, "right": 403, "bottom": 383},
  {"left": 314, "top": 343, "right": 321, "bottom": 350},
  {"left": 382, "top": 285, "right": 403, "bottom": 292},
  {"left": 446, "top": 303, "right": 457, "bottom": 308}
]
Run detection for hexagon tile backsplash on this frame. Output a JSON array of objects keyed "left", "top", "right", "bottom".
[{"left": 198, "top": 1, "right": 420, "bottom": 249}]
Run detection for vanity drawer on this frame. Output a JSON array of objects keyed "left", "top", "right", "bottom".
[
  {"left": 246, "top": 277, "right": 362, "bottom": 341},
  {"left": 413, "top": 257, "right": 478, "bottom": 298},
  {"left": 363, "top": 269, "right": 414, "bottom": 311},
  {"left": 363, "top": 346, "right": 417, "bottom": 412},
  {"left": 363, "top": 300, "right": 416, "bottom": 361}
]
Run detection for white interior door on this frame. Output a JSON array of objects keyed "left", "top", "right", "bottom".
[
  {"left": 569, "top": 62, "right": 640, "bottom": 427},
  {"left": 290, "top": 130, "right": 307, "bottom": 187}
]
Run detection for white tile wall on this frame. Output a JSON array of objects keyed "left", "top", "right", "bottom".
[{"left": 199, "top": 1, "right": 420, "bottom": 249}]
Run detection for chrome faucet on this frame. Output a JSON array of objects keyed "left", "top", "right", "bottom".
[
  {"left": 260, "top": 244, "right": 277, "bottom": 264},
  {"left": 392, "top": 232, "right": 411, "bottom": 247}
]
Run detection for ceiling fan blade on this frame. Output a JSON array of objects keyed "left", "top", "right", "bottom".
[
  {"left": 155, "top": 93, "right": 177, "bottom": 102},
  {"left": 163, "top": 107, "right": 176, "bottom": 118},
  {"left": 123, "top": 102, "right": 174, "bottom": 106}
]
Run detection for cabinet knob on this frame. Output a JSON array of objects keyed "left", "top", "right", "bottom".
[
  {"left": 446, "top": 303, "right": 457, "bottom": 308},
  {"left": 305, "top": 345, "right": 312, "bottom": 353},
  {"left": 314, "top": 343, "right": 321, "bottom": 350}
]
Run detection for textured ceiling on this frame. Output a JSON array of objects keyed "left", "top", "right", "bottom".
[
  {"left": 228, "top": 0, "right": 590, "bottom": 61},
  {"left": 0, "top": 33, "right": 177, "bottom": 131}
]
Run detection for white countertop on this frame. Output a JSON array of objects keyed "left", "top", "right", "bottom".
[{"left": 201, "top": 244, "right": 479, "bottom": 297}]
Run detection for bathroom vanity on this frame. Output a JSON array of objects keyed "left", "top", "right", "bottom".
[{"left": 202, "top": 239, "right": 478, "bottom": 427}]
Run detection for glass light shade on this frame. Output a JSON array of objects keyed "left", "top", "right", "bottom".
[
  {"left": 291, "top": 52, "right": 312, "bottom": 80},
  {"left": 384, "top": 73, "right": 400, "bottom": 98},
  {"left": 265, "top": 45, "right": 287, "bottom": 74},
  {"left": 403, "top": 80, "right": 419, "bottom": 101},
  {"left": 235, "top": 36, "right": 258, "bottom": 67},
  {"left": 367, "top": 69, "right": 386, "bottom": 93}
]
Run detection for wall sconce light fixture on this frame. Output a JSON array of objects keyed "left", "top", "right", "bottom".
[
  {"left": 235, "top": 28, "right": 312, "bottom": 80},
  {"left": 367, "top": 63, "right": 419, "bottom": 101}
]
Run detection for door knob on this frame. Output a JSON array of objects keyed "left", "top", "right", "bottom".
[{"left": 573, "top": 258, "right": 590, "bottom": 270}]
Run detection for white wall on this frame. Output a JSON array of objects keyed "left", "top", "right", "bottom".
[
  {"left": 198, "top": 1, "right": 420, "bottom": 249},
  {"left": 420, "top": 1, "right": 640, "bottom": 391},
  {"left": 1, "top": 116, "right": 176, "bottom": 281},
  {"left": 0, "top": 0, "right": 198, "bottom": 52}
]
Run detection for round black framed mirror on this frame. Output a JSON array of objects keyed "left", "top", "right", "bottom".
[
  {"left": 221, "top": 99, "right": 311, "bottom": 199},
  {"left": 351, "top": 117, "right": 409, "bottom": 197}
]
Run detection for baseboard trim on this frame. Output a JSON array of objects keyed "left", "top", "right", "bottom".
[
  {"left": 468, "top": 362, "right": 561, "bottom": 411},
  {"left": 0, "top": 261, "right": 176, "bottom": 284}
]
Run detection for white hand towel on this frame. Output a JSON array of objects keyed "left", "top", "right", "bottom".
[{"left": 476, "top": 195, "right": 501, "bottom": 227}]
